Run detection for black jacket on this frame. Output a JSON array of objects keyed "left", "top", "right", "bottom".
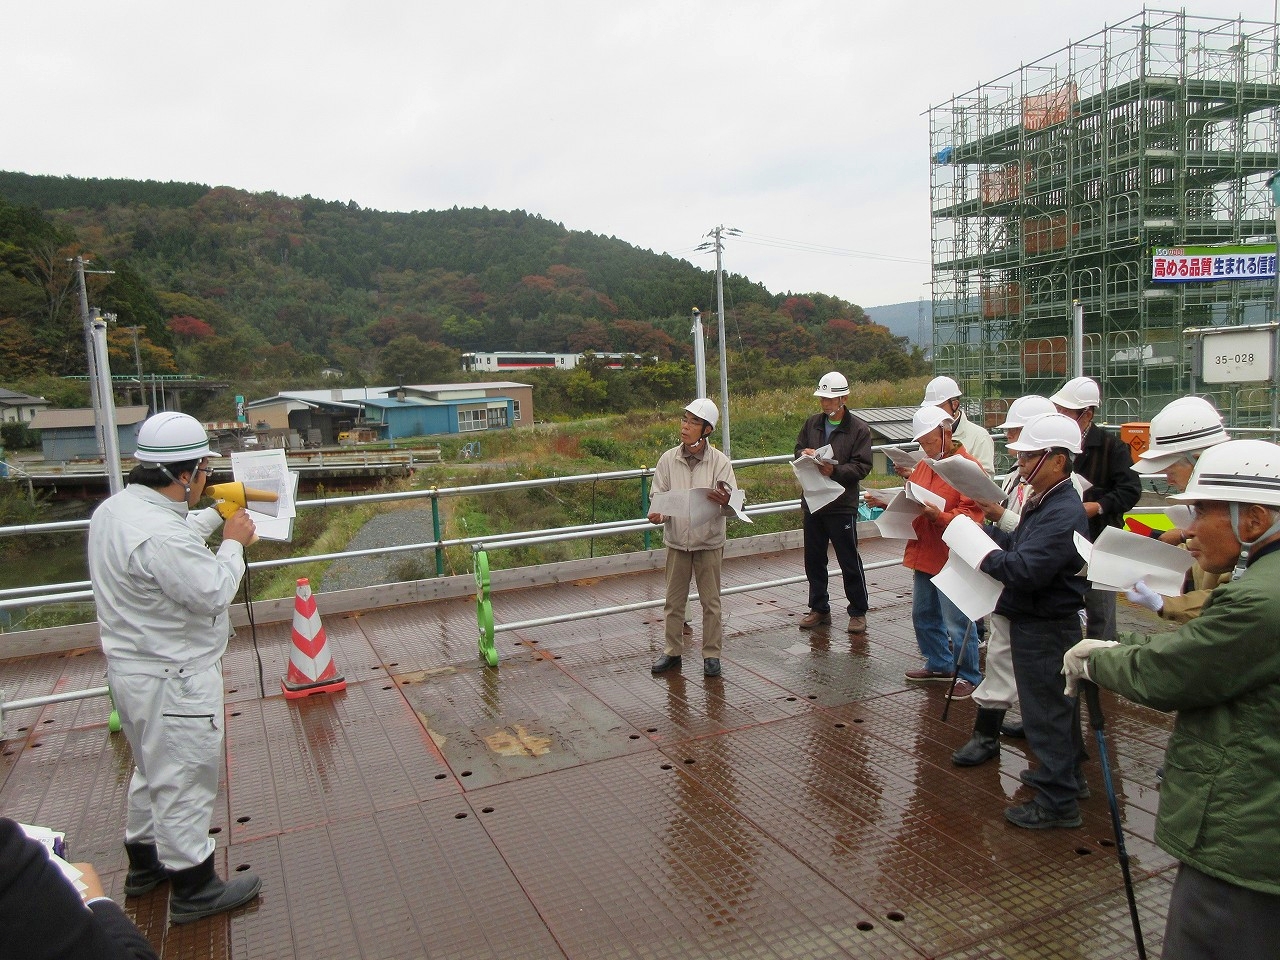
[
  {"left": 0, "top": 818, "right": 158, "bottom": 960},
  {"left": 1075, "top": 423, "right": 1142, "bottom": 540},
  {"left": 983, "top": 476, "right": 1090, "bottom": 621},
  {"left": 795, "top": 407, "right": 873, "bottom": 515}
]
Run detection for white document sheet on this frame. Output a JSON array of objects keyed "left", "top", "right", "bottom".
[
  {"left": 649, "top": 488, "right": 724, "bottom": 530},
  {"left": 931, "top": 555, "right": 1003, "bottom": 621},
  {"left": 873, "top": 488, "right": 922, "bottom": 539},
  {"left": 941, "top": 514, "right": 1002, "bottom": 569},
  {"left": 727, "top": 488, "right": 753, "bottom": 524},
  {"left": 230, "top": 450, "right": 296, "bottom": 513},
  {"left": 240, "top": 471, "right": 300, "bottom": 542},
  {"left": 926, "top": 455, "right": 1007, "bottom": 504},
  {"left": 1074, "top": 526, "right": 1195, "bottom": 594},
  {"left": 906, "top": 481, "right": 947, "bottom": 512},
  {"left": 791, "top": 454, "right": 845, "bottom": 513},
  {"left": 884, "top": 446, "right": 926, "bottom": 472},
  {"left": 931, "top": 514, "right": 1005, "bottom": 619}
]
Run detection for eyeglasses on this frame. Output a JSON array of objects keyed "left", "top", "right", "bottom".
[{"left": 680, "top": 415, "right": 702, "bottom": 426}]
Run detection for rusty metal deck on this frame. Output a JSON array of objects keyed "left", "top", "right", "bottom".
[{"left": 0, "top": 540, "right": 1176, "bottom": 959}]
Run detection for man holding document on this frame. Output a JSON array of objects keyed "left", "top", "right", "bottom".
[
  {"left": 975, "top": 413, "right": 1091, "bottom": 829},
  {"left": 648, "top": 398, "right": 739, "bottom": 678},
  {"left": 1061, "top": 439, "right": 1280, "bottom": 958},
  {"left": 867, "top": 406, "right": 984, "bottom": 696},
  {"left": 794, "top": 372, "right": 874, "bottom": 635}
]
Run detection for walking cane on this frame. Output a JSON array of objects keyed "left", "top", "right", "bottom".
[
  {"left": 941, "top": 621, "right": 975, "bottom": 722},
  {"left": 1082, "top": 679, "right": 1147, "bottom": 959}
]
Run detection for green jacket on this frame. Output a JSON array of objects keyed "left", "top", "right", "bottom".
[{"left": 1088, "top": 546, "right": 1280, "bottom": 895}]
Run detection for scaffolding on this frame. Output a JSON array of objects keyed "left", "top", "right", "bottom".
[{"left": 929, "top": 9, "right": 1280, "bottom": 427}]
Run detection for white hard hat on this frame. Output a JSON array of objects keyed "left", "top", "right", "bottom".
[
  {"left": 1049, "top": 376, "right": 1100, "bottom": 411},
  {"left": 134, "top": 412, "right": 217, "bottom": 464},
  {"left": 1132, "top": 397, "right": 1230, "bottom": 474},
  {"left": 814, "top": 371, "right": 849, "bottom": 398},
  {"left": 684, "top": 398, "right": 719, "bottom": 430},
  {"left": 921, "top": 375, "right": 962, "bottom": 406},
  {"left": 997, "top": 395, "right": 1056, "bottom": 431},
  {"left": 1172, "top": 439, "right": 1280, "bottom": 508},
  {"left": 1006, "top": 413, "right": 1083, "bottom": 454},
  {"left": 911, "top": 405, "right": 954, "bottom": 441}
]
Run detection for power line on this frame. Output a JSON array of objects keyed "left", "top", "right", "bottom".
[{"left": 732, "top": 230, "right": 929, "bottom": 265}]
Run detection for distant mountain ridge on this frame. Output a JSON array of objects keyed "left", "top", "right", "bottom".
[
  {"left": 863, "top": 299, "right": 931, "bottom": 347},
  {"left": 0, "top": 170, "right": 928, "bottom": 396}
]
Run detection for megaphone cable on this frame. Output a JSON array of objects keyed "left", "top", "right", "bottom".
[{"left": 240, "top": 560, "right": 266, "bottom": 700}]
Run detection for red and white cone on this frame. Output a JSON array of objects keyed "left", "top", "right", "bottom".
[{"left": 282, "top": 578, "right": 347, "bottom": 699}]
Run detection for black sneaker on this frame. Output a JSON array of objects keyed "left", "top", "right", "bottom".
[{"left": 1004, "top": 800, "right": 1082, "bottom": 830}]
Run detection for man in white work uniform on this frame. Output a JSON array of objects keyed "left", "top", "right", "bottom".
[{"left": 88, "top": 412, "right": 262, "bottom": 925}]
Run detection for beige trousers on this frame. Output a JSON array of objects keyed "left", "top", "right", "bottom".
[{"left": 664, "top": 547, "right": 723, "bottom": 657}]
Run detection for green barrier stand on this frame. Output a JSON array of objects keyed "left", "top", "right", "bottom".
[
  {"left": 473, "top": 550, "right": 497, "bottom": 666},
  {"left": 477, "top": 598, "right": 497, "bottom": 667},
  {"left": 108, "top": 687, "right": 121, "bottom": 733}
]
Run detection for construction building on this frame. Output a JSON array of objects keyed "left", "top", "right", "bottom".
[{"left": 929, "top": 9, "right": 1280, "bottom": 426}]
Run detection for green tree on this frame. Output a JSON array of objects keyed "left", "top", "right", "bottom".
[{"left": 376, "top": 335, "right": 460, "bottom": 383}]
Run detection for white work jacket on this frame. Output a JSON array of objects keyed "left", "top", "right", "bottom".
[{"left": 88, "top": 485, "right": 245, "bottom": 676}]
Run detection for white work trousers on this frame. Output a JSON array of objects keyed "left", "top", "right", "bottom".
[
  {"left": 971, "top": 613, "right": 1019, "bottom": 711},
  {"left": 109, "top": 665, "right": 223, "bottom": 870}
]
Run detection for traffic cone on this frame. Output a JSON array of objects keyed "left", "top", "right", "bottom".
[{"left": 282, "top": 578, "right": 347, "bottom": 699}]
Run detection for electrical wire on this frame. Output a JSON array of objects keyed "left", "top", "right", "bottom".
[
  {"left": 241, "top": 559, "right": 266, "bottom": 700},
  {"left": 732, "top": 230, "right": 929, "bottom": 265}
]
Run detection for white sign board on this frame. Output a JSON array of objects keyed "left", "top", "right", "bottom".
[{"left": 1199, "top": 327, "right": 1275, "bottom": 384}]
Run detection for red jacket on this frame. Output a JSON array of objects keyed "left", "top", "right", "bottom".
[{"left": 902, "top": 447, "right": 985, "bottom": 576}]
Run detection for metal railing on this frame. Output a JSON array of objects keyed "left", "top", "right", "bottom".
[{"left": 0, "top": 452, "right": 833, "bottom": 612}]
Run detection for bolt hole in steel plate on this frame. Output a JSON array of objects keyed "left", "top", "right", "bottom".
[{"left": 887, "top": 912, "right": 905, "bottom": 922}]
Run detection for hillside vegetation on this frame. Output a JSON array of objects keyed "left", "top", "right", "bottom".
[{"left": 0, "top": 171, "right": 927, "bottom": 420}]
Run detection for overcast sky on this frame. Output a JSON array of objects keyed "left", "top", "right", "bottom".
[{"left": 6, "top": 1, "right": 1277, "bottom": 310}]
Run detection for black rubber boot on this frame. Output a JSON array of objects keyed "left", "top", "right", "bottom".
[
  {"left": 124, "top": 842, "right": 171, "bottom": 896},
  {"left": 168, "top": 854, "right": 262, "bottom": 925},
  {"left": 952, "top": 708, "right": 1005, "bottom": 767}
]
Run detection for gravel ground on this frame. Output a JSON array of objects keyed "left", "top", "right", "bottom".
[{"left": 319, "top": 507, "right": 443, "bottom": 591}]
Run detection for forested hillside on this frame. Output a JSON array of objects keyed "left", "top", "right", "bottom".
[{"left": 0, "top": 171, "right": 927, "bottom": 418}]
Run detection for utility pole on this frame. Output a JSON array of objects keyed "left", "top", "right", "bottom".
[
  {"left": 71, "top": 256, "right": 118, "bottom": 478},
  {"left": 691, "top": 307, "right": 707, "bottom": 398},
  {"left": 91, "top": 309, "right": 123, "bottom": 494},
  {"left": 697, "top": 226, "right": 741, "bottom": 457},
  {"left": 73, "top": 257, "right": 103, "bottom": 455},
  {"left": 126, "top": 326, "right": 145, "bottom": 407}
]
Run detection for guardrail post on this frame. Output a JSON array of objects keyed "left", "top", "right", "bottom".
[
  {"left": 640, "top": 468, "right": 651, "bottom": 551},
  {"left": 431, "top": 489, "right": 444, "bottom": 576}
]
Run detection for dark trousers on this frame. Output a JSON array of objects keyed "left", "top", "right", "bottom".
[
  {"left": 1010, "top": 615, "right": 1086, "bottom": 815},
  {"left": 1164, "top": 863, "right": 1280, "bottom": 960},
  {"left": 802, "top": 509, "right": 868, "bottom": 617},
  {"left": 1085, "top": 587, "right": 1116, "bottom": 641}
]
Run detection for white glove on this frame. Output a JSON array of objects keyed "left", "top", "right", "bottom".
[
  {"left": 1125, "top": 579, "right": 1164, "bottom": 614},
  {"left": 1062, "top": 638, "right": 1119, "bottom": 696}
]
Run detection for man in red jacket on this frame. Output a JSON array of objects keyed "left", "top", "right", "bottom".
[{"left": 870, "top": 407, "right": 984, "bottom": 697}]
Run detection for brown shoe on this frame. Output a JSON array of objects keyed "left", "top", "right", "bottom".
[
  {"left": 847, "top": 615, "right": 866, "bottom": 634},
  {"left": 949, "top": 679, "right": 976, "bottom": 699},
  {"left": 905, "top": 668, "right": 952, "bottom": 682},
  {"left": 798, "top": 610, "right": 831, "bottom": 629},
  {"left": 682, "top": 622, "right": 693, "bottom": 637}
]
